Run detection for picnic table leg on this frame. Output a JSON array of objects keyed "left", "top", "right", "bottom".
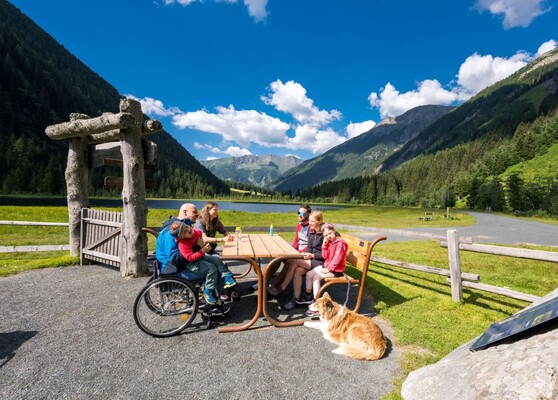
[
  {"left": 218, "top": 258, "right": 262, "bottom": 333},
  {"left": 263, "top": 255, "right": 305, "bottom": 328}
]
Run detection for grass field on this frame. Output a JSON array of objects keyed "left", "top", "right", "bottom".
[{"left": 1, "top": 204, "right": 557, "bottom": 399}]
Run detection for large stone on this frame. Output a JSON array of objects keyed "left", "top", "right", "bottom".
[{"left": 401, "top": 289, "right": 558, "bottom": 400}]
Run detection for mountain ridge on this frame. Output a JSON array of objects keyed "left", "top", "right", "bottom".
[
  {"left": 201, "top": 154, "right": 303, "bottom": 187},
  {"left": 272, "top": 104, "right": 453, "bottom": 193}
]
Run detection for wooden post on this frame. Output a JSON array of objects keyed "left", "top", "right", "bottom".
[
  {"left": 66, "top": 114, "right": 90, "bottom": 256},
  {"left": 446, "top": 207, "right": 451, "bottom": 219},
  {"left": 118, "top": 99, "right": 148, "bottom": 277},
  {"left": 447, "top": 229, "right": 463, "bottom": 302}
]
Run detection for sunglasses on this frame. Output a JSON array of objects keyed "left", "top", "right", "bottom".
[{"left": 297, "top": 211, "right": 307, "bottom": 216}]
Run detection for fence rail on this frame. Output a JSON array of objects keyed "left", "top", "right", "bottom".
[{"left": 0, "top": 220, "right": 70, "bottom": 253}]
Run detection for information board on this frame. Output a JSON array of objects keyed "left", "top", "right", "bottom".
[{"left": 470, "top": 295, "right": 558, "bottom": 351}]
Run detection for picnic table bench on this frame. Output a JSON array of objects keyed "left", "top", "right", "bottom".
[{"left": 419, "top": 212, "right": 434, "bottom": 221}]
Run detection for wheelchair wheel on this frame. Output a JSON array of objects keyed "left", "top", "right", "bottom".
[{"left": 133, "top": 277, "right": 199, "bottom": 337}]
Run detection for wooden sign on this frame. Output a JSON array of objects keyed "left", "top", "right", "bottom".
[
  {"left": 104, "top": 176, "right": 155, "bottom": 190},
  {"left": 89, "top": 140, "right": 157, "bottom": 169}
]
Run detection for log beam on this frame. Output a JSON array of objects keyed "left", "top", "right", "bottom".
[{"left": 46, "top": 112, "right": 135, "bottom": 140}]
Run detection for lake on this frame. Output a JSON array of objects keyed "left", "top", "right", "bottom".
[{"left": 0, "top": 196, "right": 338, "bottom": 213}]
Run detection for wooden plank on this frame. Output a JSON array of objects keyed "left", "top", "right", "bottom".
[
  {"left": 439, "top": 242, "right": 558, "bottom": 263},
  {"left": 271, "top": 235, "right": 300, "bottom": 255},
  {"left": 258, "top": 235, "right": 286, "bottom": 257},
  {"left": 82, "top": 249, "right": 121, "bottom": 263},
  {"left": 0, "top": 220, "right": 69, "bottom": 227},
  {"left": 248, "top": 234, "right": 271, "bottom": 258},
  {"left": 450, "top": 279, "right": 541, "bottom": 303},
  {"left": 371, "top": 256, "right": 480, "bottom": 281},
  {"left": 237, "top": 234, "right": 255, "bottom": 257},
  {"left": 104, "top": 176, "right": 155, "bottom": 189},
  {"left": 0, "top": 245, "right": 70, "bottom": 253}
]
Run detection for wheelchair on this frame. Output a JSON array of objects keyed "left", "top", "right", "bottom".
[{"left": 133, "top": 260, "right": 230, "bottom": 337}]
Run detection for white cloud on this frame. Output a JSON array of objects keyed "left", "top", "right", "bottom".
[
  {"left": 195, "top": 142, "right": 252, "bottom": 157},
  {"left": 536, "top": 39, "right": 557, "bottom": 57},
  {"left": 194, "top": 142, "right": 221, "bottom": 153},
  {"left": 475, "top": 0, "right": 552, "bottom": 28},
  {"left": 124, "top": 94, "right": 183, "bottom": 116},
  {"left": 261, "top": 80, "right": 341, "bottom": 127},
  {"left": 223, "top": 146, "right": 253, "bottom": 157},
  {"left": 243, "top": 0, "right": 269, "bottom": 22},
  {"left": 286, "top": 124, "right": 347, "bottom": 154},
  {"left": 368, "top": 44, "right": 548, "bottom": 118},
  {"left": 173, "top": 105, "right": 290, "bottom": 147},
  {"left": 369, "top": 80, "right": 460, "bottom": 119},
  {"left": 346, "top": 120, "right": 376, "bottom": 139},
  {"left": 456, "top": 52, "right": 529, "bottom": 95},
  {"left": 163, "top": 0, "right": 268, "bottom": 22}
]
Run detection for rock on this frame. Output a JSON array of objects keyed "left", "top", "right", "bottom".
[{"left": 401, "top": 289, "right": 558, "bottom": 400}]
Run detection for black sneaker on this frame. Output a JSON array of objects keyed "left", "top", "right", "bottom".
[
  {"left": 295, "top": 293, "right": 313, "bottom": 305},
  {"left": 283, "top": 298, "right": 298, "bottom": 310}
]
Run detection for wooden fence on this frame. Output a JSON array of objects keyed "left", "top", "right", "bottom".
[
  {"left": 80, "top": 208, "right": 123, "bottom": 268},
  {"left": 0, "top": 220, "right": 70, "bottom": 253},
  {"left": 370, "top": 228, "right": 554, "bottom": 303}
]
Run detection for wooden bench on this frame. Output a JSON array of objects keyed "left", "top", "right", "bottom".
[
  {"left": 316, "top": 234, "right": 387, "bottom": 313},
  {"left": 419, "top": 212, "right": 434, "bottom": 221}
]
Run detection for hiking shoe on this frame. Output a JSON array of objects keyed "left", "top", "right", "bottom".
[
  {"left": 305, "top": 309, "right": 319, "bottom": 318},
  {"left": 283, "top": 298, "right": 299, "bottom": 310},
  {"left": 295, "top": 293, "right": 313, "bottom": 305},
  {"left": 223, "top": 274, "right": 237, "bottom": 289},
  {"left": 220, "top": 293, "right": 229, "bottom": 301},
  {"left": 202, "top": 288, "right": 218, "bottom": 305},
  {"left": 267, "top": 286, "right": 284, "bottom": 297}
]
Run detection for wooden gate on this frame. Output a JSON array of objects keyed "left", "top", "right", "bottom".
[{"left": 80, "top": 208, "right": 123, "bottom": 268}]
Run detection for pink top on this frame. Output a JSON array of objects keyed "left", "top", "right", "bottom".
[{"left": 322, "top": 236, "right": 348, "bottom": 273}]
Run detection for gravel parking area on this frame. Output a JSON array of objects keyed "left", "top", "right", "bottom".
[{"left": 0, "top": 264, "right": 400, "bottom": 399}]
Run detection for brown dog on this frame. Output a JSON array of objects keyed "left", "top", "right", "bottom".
[{"left": 304, "top": 292, "right": 387, "bottom": 361}]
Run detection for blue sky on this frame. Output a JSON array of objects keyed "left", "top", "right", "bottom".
[{"left": 9, "top": 0, "right": 558, "bottom": 161}]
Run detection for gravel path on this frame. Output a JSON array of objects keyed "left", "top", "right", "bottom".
[
  {"left": 0, "top": 264, "right": 399, "bottom": 400},
  {"left": 343, "top": 211, "right": 558, "bottom": 246}
]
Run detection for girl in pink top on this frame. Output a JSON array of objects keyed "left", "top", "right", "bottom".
[{"left": 305, "top": 223, "right": 347, "bottom": 314}]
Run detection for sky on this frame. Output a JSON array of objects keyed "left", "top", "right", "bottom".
[{"left": 9, "top": 0, "right": 558, "bottom": 161}]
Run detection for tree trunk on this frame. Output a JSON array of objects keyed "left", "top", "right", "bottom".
[
  {"left": 118, "top": 99, "right": 148, "bottom": 277},
  {"left": 66, "top": 114, "right": 90, "bottom": 256}
]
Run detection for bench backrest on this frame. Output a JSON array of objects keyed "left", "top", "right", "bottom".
[{"left": 341, "top": 233, "right": 374, "bottom": 271}]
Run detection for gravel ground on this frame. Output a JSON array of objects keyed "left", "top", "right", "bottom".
[{"left": 0, "top": 264, "right": 400, "bottom": 400}]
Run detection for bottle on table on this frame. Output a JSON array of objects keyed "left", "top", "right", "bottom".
[{"left": 269, "top": 224, "right": 274, "bottom": 236}]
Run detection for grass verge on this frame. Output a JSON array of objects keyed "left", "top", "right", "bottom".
[{"left": 369, "top": 240, "right": 558, "bottom": 399}]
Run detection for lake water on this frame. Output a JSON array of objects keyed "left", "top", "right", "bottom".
[{"left": 0, "top": 197, "right": 337, "bottom": 214}]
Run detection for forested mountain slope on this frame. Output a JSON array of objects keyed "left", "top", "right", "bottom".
[
  {"left": 272, "top": 105, "right": 453, "bottom": 194},
  {"left": 0, "top": 0, "right": 227, "bottom": 197}
]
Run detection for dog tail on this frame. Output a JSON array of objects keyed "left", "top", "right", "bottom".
[{"left": 333, "top": 338, "right": 387, "bottom": 361}]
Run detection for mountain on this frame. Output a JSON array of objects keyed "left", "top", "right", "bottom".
[
  {"left": 201, "top": 154, "right": 303, "bottom": 187},
  {"left": 0, "top": 0, "right": 227, "bottom": 197},
  {"left": 379, "top": 48, "right": 558, "bottom": 172},
  {"left": 298, "top": 49, "right": 558, "bottom": 214},
  {"left": 272, "top": 105, "right": 453, "bottom": 193}
]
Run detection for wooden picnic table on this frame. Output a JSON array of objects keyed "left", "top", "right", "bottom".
[{"left": 219, "top": 233, "right": 302, "bottom": 332}]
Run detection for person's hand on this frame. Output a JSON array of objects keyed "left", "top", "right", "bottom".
[
  {"left": 202, "top": 243, "right": 212, "bottom": 253},
  {"left": 224, "top": 234, "right": 234, "bottom": 242}
]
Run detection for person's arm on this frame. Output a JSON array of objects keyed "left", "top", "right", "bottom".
[
  {"left": 325, "top": 240, "right": 348, "bottom": 273},
  {"left": 178, "top": 240, "right": 204, "bottom": 262},
  {"left": 292, "top": 227, "right": 299, "bottom": 249}
]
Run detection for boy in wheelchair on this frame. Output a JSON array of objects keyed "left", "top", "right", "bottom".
[{"left": 156, "top": 219, "right": 237, "bottom": 305}]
